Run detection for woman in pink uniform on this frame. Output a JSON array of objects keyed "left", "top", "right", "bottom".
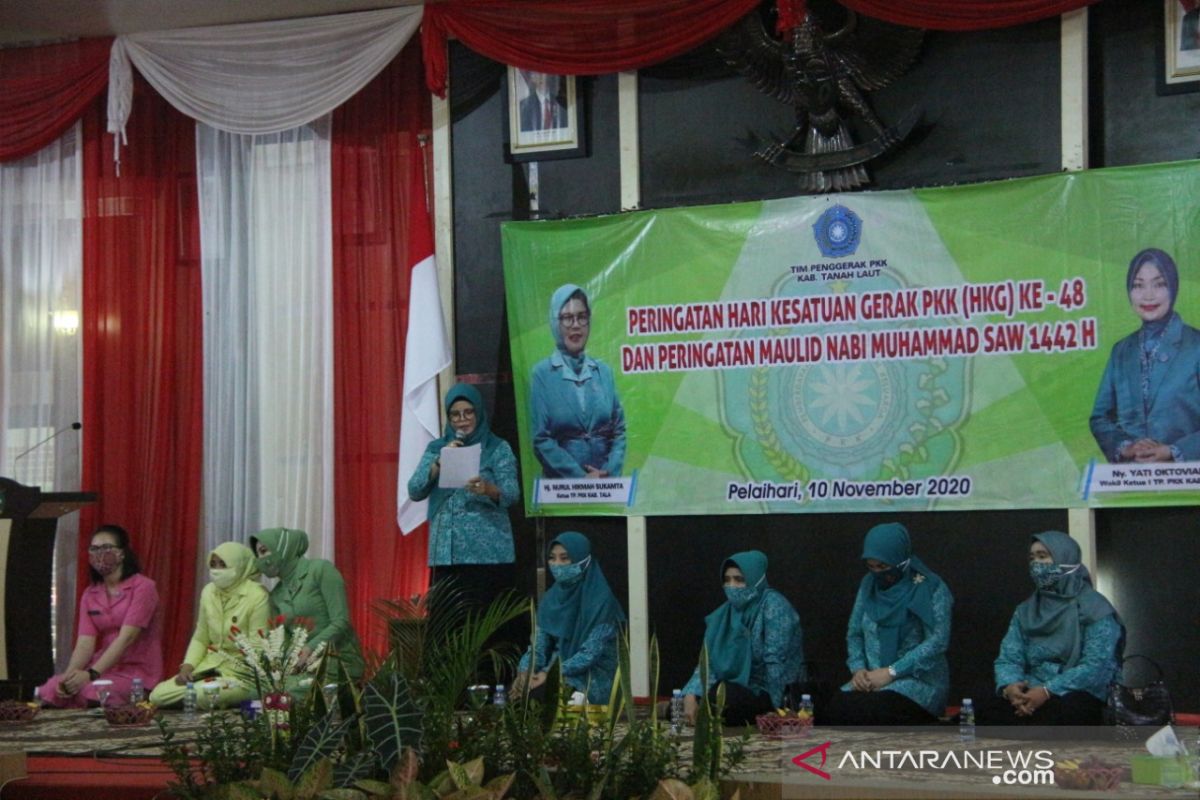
[{"left": 37, "top": 524, "right": 162, "bottom": 707}]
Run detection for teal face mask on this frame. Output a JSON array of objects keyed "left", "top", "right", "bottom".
[
  {"left": 724, "top": 586, "right": 758, "bottom": 609},
  {"left": 550, "top": 555, "right": 590, "bottom": 585},
  {"left": 1030, "top": 561, "right": 1059, "bottom": 589}
]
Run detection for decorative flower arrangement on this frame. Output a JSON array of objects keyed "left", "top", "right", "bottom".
[{"left": 225, "top": 615, "right": 327, "bottom": 699}]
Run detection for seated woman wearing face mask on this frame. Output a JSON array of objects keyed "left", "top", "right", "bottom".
[
  {"left": 976, "top": 532, "right": 1123, "bottom": 726},
  {"left": 512, "top": 532, "right": 625, "bottom": 705},
  {"left": 823, "top": 523, "right": 952, "bottom": 725},
  {"left": 150, "top": 542, "right": 270, "bottom": 709},
  {"left": 250, "top": 527, "right": 365, "bottom": 690},
  {"left": 681, "top": 550, "right": 805, "bottom": 726}
]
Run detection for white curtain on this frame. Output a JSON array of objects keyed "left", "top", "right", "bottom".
[
  {"left": 109, "top": 7, "right": 421, "bottom": 141},
  {"left": 0, "top": 123, "right": 83, "bottom": 669},
  {"left": 197, "top": 118, "right": 335, "bottom": 562}
]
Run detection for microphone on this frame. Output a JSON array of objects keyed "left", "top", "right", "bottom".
[
  {"left": 455, "top": 429, "right": 466, "bottom": 442},
  {"left": 13, "top": 422, "right": 82, "bottom": 464}
]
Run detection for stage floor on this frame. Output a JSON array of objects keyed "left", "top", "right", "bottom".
[{"left": 1, "top": 712, "right": 1197, "bottom": 799}]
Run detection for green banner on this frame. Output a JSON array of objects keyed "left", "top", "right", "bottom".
[{"left": 502, "top": 161, "right": 1200, "bottom": 515}]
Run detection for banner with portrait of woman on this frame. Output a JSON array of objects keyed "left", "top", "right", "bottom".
[{"left": 501, "top": 160, "right": 1200, "bottom": 516}]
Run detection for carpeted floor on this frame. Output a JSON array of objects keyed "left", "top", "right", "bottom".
[
  {"left": 2, "top": 711, "right": 1197, "bottom": 799},
  {"left": 0, "top": 708, "right": 201, "bottom": 757}
]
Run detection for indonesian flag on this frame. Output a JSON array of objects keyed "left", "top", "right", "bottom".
[
  {"left": 397, "top": 176, "right": 451, "bottom": 533},
  {"left": 1183, "top": 0, "right": 1200, "bottom": 13}
]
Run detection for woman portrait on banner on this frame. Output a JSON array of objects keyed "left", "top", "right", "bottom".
[
  {"left": 250, "top": 527, "right": 364, "bottom": 690},
  {"left": 976, "top": 531, "right": 1123, "bottom": 726},
  {"left": 37, "top": 525, "right": 163, "bottom": 707},
  {"left": 530, "top": 283, "right": 626, "bottom": 478},
  {"left": 149, "top": 542, "right": 269, "bottom": 709},
  {"left": 407, "top": 383, "right": 520, "bottom": 609},
  {"left": 513, "top": 532, "right": 625, "bottom": 704},
  {"left": 681, "top": 550, "right": 805, "bottom": 726},
  {"left": 1090, "top": 247, "right": 1200, "bottom": 463},
  {"left": 823, "top": 523, "right": 952, "bottom": 725}
]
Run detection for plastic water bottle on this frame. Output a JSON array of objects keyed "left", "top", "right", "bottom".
[
  {"left": 669, "top": 689, "right": 685, "bottom": 735},
  {"left": 800, "top": 693, "right": 814, "bottom": 720},
  {"left": 959, "top": 698, "right": 975, "bottom": 742},
  {"left": 183, "top": 681, "right": 198, "bottom": 720},
  {"left": 130, "top": 678, "right": 145, "bottom": 704},
  {"left": 493, "top": 684, "right": 507, "bottom": 708}
]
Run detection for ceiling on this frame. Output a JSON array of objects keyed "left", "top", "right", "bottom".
[{"left": 0, "top": 0, "right": 421, "bottom": 46}]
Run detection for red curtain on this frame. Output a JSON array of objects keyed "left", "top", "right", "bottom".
[
  {"left": 422, "top": 0, "right": 762, "bottom": 95},
  {"left": 0, "top": 38, "right": 111, "bottom": 162},
  {"left": 838, "top": 0, "right": 1095, "bottom": 30},
  {"left": 332, "top": 43, "right": 432, "bottom": 657},
  {"left": 80, "top": 83, "right": 204, "bottom": 673}
]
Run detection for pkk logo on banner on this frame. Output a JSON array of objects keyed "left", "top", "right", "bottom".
[{"left": 720, "top": 210, "right": 968, "bottom": 500}]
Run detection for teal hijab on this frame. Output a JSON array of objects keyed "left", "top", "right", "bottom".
[
  {"left": 537, "top": 532, "right": 625, "bottom": 660},
  {"left": 250, "top": 527, "right": 309, "bottom": 581},
  {"left": 549, "top": 283, "right": 589, "bottom": 374},
  {"left": 702, "top": 551, "right": 769, "bottom": 686},
  {"left": 1016, "top": 531, "right": 1120, "bottom": 669},
  {"left": 425, "top": 383, "right": 504, "bottom": 523},
  {"left": 856, "top": 523, "right": 944, "bottom": 666}
]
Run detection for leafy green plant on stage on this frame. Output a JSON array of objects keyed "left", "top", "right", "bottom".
[
  {"left": 159, "top": 586, "right": 746, "bottom": 799},
  {"left": 374, "top": 581, "right": 530, "bottom": 780}
]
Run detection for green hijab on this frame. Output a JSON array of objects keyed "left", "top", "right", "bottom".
[
  {"left": 537, "top": 532, "right": 626, "bottom": 661},
  {"left": 702, "top": 550, "right": 769, "bottom": 687},
  {"left": 425, "top": 383, "right": 505, "bottom": 523},
  {"left": 210, "top": 541, "right": 259, "bottom": 597},
  {"left": 1016, "top": 531, "right": 1120, "bottom": 669},
  {"left": 250, "top": 527, "right": 308, "bottom": 581},
  {"left": 855, "top": 523, "right": 944, "bottom": 666}
]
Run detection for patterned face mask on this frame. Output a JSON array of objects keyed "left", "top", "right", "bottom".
[
  {"left": 1030, "top": 561, "right": 1060, "bottom": 589},
  {"left": 89, "top": 548, "right": 123, "bottom": 576},
  {"left": 723, "top": 586, "right": 759, "bottom": 609},
  {"left": 550, "top": 555, "right": 590, "bottom": 586}
]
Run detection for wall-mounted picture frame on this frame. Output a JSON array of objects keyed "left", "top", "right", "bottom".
[
  {"left": 505, "top": 67, "right": 587, "bottom": 162},
  {"left": 1160, "top": 0, "right": 1200, "bottom": 94}
]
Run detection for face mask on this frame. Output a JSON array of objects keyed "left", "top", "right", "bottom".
[
  {"left": 724, "top": 586, "right": 759, "bottom": 609},
  {"left": 550, "top": 563, "right": 584, "bottom": 585},
  {"left": 89, "top": 548, "right": 123, "bottom": 577},
  {"left": 873, "top": 558, "right": 909, "bottom": 588},
  {"left": 1030, "top": 561, "right": 1059, "bottom": 589},
  {"left": 210, "top": 567, "right": 238, "bottom": 590},
  {"left": 256, "top": 555, "right": 281, "bottom": 578}
]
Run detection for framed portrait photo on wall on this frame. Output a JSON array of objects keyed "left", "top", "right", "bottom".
[
  {"left": 506, "top": 67, "right": 586, "bottom": 161},
  {"left": 1161, "top": 0, "right": 1200, "bottom": 93}
]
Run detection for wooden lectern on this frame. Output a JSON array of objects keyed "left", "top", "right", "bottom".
[{"left": 0, "top": 477, "right": 95, "bottom": 699}]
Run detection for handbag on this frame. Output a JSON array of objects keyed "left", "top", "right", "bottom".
[{"left": 1104, "top": 654, "right": 1173, "bottom": 736}]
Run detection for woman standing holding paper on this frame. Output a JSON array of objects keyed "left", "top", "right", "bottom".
[{"left": 408, "top": 383, "right": 520, "bottom": 608}]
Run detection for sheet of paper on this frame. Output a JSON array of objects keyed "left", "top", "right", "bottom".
[{"left": 438, "top": 443, "right": 481, "bottom": 489}]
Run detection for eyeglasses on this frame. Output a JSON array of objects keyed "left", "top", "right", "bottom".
[
  {"left": 449, "top": 408, "right": 476, "bottom": 421},
  {"left": 558, "top": 312, "right": 591, "bottom": 327},
  {"left": 88, "top": 544, "right": 119, "bottom": 554}
]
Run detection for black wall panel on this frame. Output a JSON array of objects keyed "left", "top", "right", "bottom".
[{"left": 1093, "top": 0, "right": 1200, "bottom": 166}]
